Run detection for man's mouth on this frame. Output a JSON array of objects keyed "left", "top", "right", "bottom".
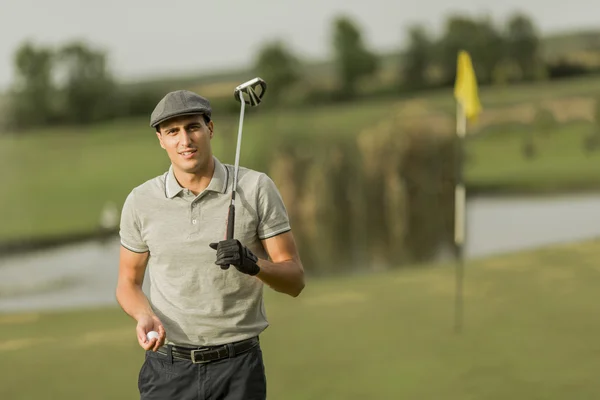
[{"left": 179, "top": 150, "right": 197, "bottom": 156}]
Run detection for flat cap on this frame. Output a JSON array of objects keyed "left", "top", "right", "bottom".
[{"left": 150, "top": 90, "right": 212, "bottom": 128}]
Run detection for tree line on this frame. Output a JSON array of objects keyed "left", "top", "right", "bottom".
[
  {"left": 261, "top": 12, "right": 597, "bottom": 100},
  {"left": 4, "top": 12, "right": 598, "bottom": 131}
]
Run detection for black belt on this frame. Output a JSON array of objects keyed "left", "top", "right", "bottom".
[{"left": 158, "top": 336, "right": 259, "bottom": 364}]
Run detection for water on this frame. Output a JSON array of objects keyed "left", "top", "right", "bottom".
[
  {"left": 0, "top": 236, "right": 149, "bottom": 313},
  {"left": 466, "top": 193, "right": 600, "bottom": 258},
  {"left": 1, "top": 193, "right": 600, "bottom": 313}
]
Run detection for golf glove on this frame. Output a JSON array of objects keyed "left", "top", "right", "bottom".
[{"left": 209, "top": 239, "right": 260, "bottom": 276}]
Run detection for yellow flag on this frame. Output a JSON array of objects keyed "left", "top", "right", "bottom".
[{"left": 454, "top": 50, "right": 482, "bottom": 121}]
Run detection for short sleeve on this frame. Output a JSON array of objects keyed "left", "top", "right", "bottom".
[
  {"left": 256, "top": 173, "right": 292, "bottom": 240},
  {"left": 119, "top": 190, "right": 149, "bottom": 253}
]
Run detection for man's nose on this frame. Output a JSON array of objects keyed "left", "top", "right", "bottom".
[{"left": 180, "top": 130, "right": 192, "bottom": 145}]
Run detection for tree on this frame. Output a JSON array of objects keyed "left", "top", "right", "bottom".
[
  {"left": 437, "top": 15, "right": 505, "bottom": 85},
  {"left": 401, "top": 24, "right": 434, "bottom": 90},
  {"left": 254, "top": 41, "right": 301, "bottom": 104},
  {"left": 331, "top": 15, "right": 378, "bottom": 98},
  {"left": 476, "top": 16, "right": 506, "bottom": 82},
  {"left": 55, "top": 41, "right": 116, "bottom": 124},
  {"left": 506, "top": 13, "right": 541, "bottom": 80},
  {"left": 8, "top": 41, "right": 57, "bottom": 129}
]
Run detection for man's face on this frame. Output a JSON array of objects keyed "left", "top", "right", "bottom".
[{"left": 156, "top": 114, "right": 214, "bottom": 174}]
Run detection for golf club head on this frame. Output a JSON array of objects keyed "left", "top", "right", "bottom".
[{"left": 234, "top": 77, "right": 267, "bottom": 106}]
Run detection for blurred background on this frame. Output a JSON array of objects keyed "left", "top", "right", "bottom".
[{"left": 1, "top": 0, "right": 600, "bottom": 399}]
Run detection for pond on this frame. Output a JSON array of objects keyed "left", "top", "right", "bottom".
[
  {"left": 1, "top": 193, "right": 599, "bottom": 313},
  {"left": 465, "top": 193, "right": 600, "bottom": 258}
]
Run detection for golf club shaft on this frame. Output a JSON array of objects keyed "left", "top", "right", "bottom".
[
  {"left": 227, "top": 90, "right": 246, "bottom": 240},
  {"left": 232, "top": 91, "right": 246, "bottom": 202},
  {"left": 221, "top": 90, "right": 246, "bottom": 270}
]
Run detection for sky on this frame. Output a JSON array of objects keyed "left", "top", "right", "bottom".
[{"left": 0, "top": 0, "right": 597, "bottom": 89}]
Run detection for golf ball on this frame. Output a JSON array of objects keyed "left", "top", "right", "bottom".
[{"left": 147, "top": 331, "right": 160, "bottom": 340}]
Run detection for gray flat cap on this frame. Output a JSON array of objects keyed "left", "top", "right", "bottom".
[{"left": 150, "top": 90, "right": 212, "bottom": 128}]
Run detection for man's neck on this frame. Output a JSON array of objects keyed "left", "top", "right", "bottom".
[{"left": 173, "top": 157, "right": 215, "bottom": 195}]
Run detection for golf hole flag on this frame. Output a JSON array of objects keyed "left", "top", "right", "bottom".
[
  {"left": 454, "top": 50, "right": 482, "bottom": 122},
  {"left": 452, "top": 50, "right": 482, "bottom": 333}
]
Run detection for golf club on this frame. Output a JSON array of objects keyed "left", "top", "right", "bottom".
[{"left": 221, "top": 77, "right": 267, "bottom": 270}]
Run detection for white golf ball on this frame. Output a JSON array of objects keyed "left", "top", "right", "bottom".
[{"left": 147, "top": 331, "right": 160, "bottom": 340}]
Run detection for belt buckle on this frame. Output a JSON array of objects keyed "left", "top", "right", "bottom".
[{"left": 190, "top": 348, "right": 210, "bottom": 364}]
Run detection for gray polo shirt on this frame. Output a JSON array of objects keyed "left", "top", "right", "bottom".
[{"left": 119, "top": 156, "right": 291, "bottom": 346}]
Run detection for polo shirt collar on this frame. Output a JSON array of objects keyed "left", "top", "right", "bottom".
[{"left": 165, "top": 156, "right": 229, "bottom": 199}]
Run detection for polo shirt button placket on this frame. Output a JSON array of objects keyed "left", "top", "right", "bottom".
[{"left": 191, "top": 201, "right": 200, "bottom": 229}]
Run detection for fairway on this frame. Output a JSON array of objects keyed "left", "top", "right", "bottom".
[
  {"left": 2, "top": 76, "right": 600, "bottom": 244},
  {"left": 466, "top": 121, "right": 600, "bottom": 194},
  {"left": 1, "top": 239, "right": 600, "bottom": 399}
]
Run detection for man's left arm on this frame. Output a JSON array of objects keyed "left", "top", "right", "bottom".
[
  {"left": 255, "top": 231, "right": 305, "bottom": 297},
  {"left": 210, "top": 172, "right": 305, "bottom": 297}
]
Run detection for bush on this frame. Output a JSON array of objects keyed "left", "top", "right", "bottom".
[
  {"left": 267, "top": 109, "right": 457, "bottom": 275},
  {"left": 546, "top": 59, "right": 593, "bottom": 79}
]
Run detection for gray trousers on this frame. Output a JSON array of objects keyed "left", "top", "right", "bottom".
[{"left": 138, "top": 342, "right": 267, "bottom": 400}]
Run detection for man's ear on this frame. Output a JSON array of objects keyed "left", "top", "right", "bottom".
[
  {"left": 156, "top": 131, "right": 166, "bottom": 149},
  {"left": 208, "top": 121, "right": 214, "bottom": 139}
]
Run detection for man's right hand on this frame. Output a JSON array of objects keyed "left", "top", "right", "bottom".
[{"left": 136, "top": 314, "right": 166, "bottom": 352}]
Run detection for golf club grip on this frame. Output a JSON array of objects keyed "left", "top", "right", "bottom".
[
  {"left": 220, "top": 204, "right": 235, "bottom": 270},
  {"left": 226, "top": 203, "right": 235, "bottom": 240}
]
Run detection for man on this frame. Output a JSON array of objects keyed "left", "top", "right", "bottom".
[{"left": 115, "top": 89, "right": 305, "bottom": 400}]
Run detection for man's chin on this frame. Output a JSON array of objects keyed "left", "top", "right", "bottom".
[{"left": 174, "top": 160, "right": 202, "bottom": 173}]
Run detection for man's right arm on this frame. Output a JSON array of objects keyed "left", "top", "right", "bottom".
[
  {"left": 117, "top": 189, "right": 165, "bottom": 351},
  {"left": 116, "top": 246, "right": 152, "bottom": 321},
  {"left": 116, "top": 246, "right": 165, "bottom": 351}
]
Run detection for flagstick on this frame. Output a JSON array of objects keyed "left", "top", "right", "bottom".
[{"left": 454, "top": 102, "right": 467, "bottom": 333}]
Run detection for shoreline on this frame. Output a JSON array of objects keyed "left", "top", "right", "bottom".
[
  {"left": 2, "top": 188, "right": 600, "bottom": 258},
  {"left": 0, "top": 228, "right": 118, "bottom": 259}
]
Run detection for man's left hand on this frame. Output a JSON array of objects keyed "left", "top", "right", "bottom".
[{"left": 209, "top": 239, "right": 260, "bottom": 276}]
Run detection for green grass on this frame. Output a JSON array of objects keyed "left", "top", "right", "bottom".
[
  {"left": 2, "top": 75, "right": 600, "bottom": 243},
  {"left": 0, "top": 99, "right": 394, "bottom": 242},
  {"left": 1, "top": 239, "right": 600, "bottom": 399},
  {"left": 465, "top": 122, "right": 600, "bottom": 194},
  {"left": 0, "top": 119, "right": 171, "bottom": 241}
]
